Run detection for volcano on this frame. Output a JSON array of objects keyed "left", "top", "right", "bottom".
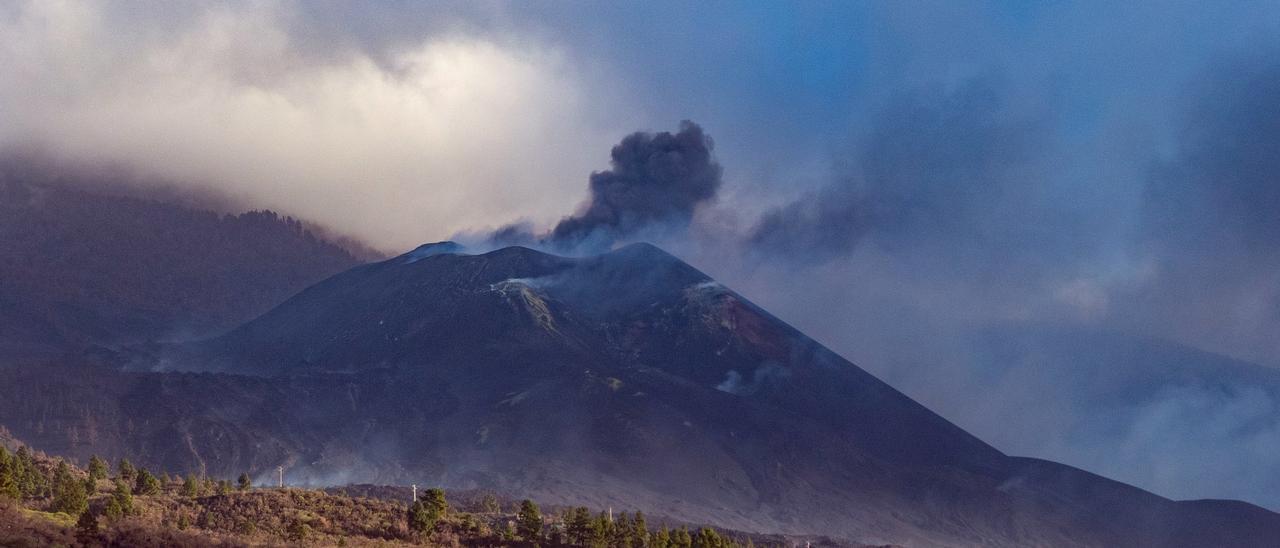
[{"left": 4, "top": 242, "right": 1279, "bottom": 546}]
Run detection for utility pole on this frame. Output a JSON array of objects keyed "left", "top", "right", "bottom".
[
  {"left": 412, "top": 484, "right": 418, "bottom": 503},
  {"left": 277, "top": 466, "right": 284, "bottom": 488}
]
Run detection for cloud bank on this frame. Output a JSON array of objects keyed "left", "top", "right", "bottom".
[{"left": 0, "top": 0, "right": 641, "bottom": 251}]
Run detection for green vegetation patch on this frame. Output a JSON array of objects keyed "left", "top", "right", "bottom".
[{"left": 19, "top": 507, "right": 77, "bottom": 528}]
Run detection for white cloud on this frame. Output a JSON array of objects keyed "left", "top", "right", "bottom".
[{"left": 0, "top": 0, "right": 640, "bottom": 251}]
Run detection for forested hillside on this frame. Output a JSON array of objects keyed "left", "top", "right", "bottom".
[
  {"left": 0, "top": 432, "right": 841, "bottom": 547},
  {"left": 0, "top": 170, "right": 372, "bottom": 358}
]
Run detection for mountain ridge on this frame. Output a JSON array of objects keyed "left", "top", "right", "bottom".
[
  {"left": 119, "top": 241, "right": 1278, "bottom": 545},
  {"left": 3, "top": 240, "right": 1279, "bottom": 545}
]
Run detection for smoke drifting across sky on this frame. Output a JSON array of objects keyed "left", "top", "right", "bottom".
[{"left": 6, "top": 0, "right": 1280, "bottom": 510}]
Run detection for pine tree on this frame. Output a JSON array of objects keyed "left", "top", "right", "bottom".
[
  {"left": 51, "top": 463, "right": 88, "bottom": 515},
  {"left": 517, "top": 499, "right": 543, "bottom": 541},
  {"left": 423, "top": 487, "right": 448, "bottom": 516},
  {"left": 407, "top": 486, "right": 448, "bottom": 535},
  {"left": 85, "top": 456, "right": 106, "bottom": 495},
  {"left": 85, "top": 453, "right": 106, "bottom": 496},
  {"left": 15, "top": 446, "right": 44, "bottom": 498},
  {"left": 218, "top": 479, "right": 232, "bottom": 495},
  {"left": 634, "top": 511, "right": 650, "bottom": 548},
  {"left": 567, "top": 506, "right": 593, "bottom": 545},
  {"left": 654, "top": 526, "right": 672, "bottom": 548},
  {"left": 591, "top": 511, "right": 614, "bottom": 548},
  {"left": 237, "top": 472, "right": 252, "bottom": 491},
  {"left": 182, "top": 474, "right": 199, "bottom": 497},
  {"left": 116, "top": 458, "right": 135, "bottom": 482},
  {"left": 134, "top": 468, "right": 161, "bottom": 495},
  {"left": 0, "top": 446, "right": 18, "bottom": 500},
  {"left": 692, "top": 527, "right": 723, "bottom": 548},
  {"left": 407, "top": 500, "right": 436, "bottom": 534},
  {"left": 87, "top": 455, "right": 107, "bottom": 483},
  {"left": 673, "top": 527, "right": 693, "bottom": 548},
  {"left": 615, "top": 512, "right": 634, "bottom": 548},
  {"left": 112, "top": 479, "right": 134, "bottom": 515}
]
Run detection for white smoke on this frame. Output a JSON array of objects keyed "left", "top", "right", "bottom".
[{"left": 715, "top": 363, "right": 790, "bottom": 396}]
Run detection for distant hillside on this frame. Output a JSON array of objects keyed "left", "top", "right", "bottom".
[{"left": 0, "top": 171, "right": 372, "bottom": 358}]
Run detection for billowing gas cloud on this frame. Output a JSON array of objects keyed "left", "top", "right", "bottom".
[
  {"left": 549, "top": 121, "right": 721, "bottom": 250},
  {"left": 484, "top": 121, "right": 722, "bottom": 252}
]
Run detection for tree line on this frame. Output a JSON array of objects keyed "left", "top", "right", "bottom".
[
  {"left": 408, "top": 488, "right": 753, "bottom": 548},
  {"left": 3, "top": 447, "right": 763, "bottom": 547},
  {"left": 0, "top": 448, "right": 256, "bottom": 527}
]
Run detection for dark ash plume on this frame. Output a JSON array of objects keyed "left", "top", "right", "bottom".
[
  {"left": 548, "top": 120, "right": 722, "bottom": 250},
  {"left": 748, "top": 185, "right": 869, "bottom": 262},
  {"left": 748, "top": 82, "right": 1038, "bottom": 263}
]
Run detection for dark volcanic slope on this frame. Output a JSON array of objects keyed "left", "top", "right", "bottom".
[
  {"left": 192, "top": 243, "right": 1000, "bottom": 470},
  {"left": 5, "top": 243, "right": 1279, "bottom": 546}
]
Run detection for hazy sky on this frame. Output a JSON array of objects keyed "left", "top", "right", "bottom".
[{"left": 5, "top": 0, "right": 1280, "bottom": 509}]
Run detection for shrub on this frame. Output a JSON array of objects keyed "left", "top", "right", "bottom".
[
  {"left": 287, "top": 517, "right": 310, "bottom": 542},
  {"left": 104, "top": 497, "right": 124, "bottom": 522}
]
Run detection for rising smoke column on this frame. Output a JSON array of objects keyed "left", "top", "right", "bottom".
[{"left": 546, "top": 120, "right": 723, "bottom": 251}]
